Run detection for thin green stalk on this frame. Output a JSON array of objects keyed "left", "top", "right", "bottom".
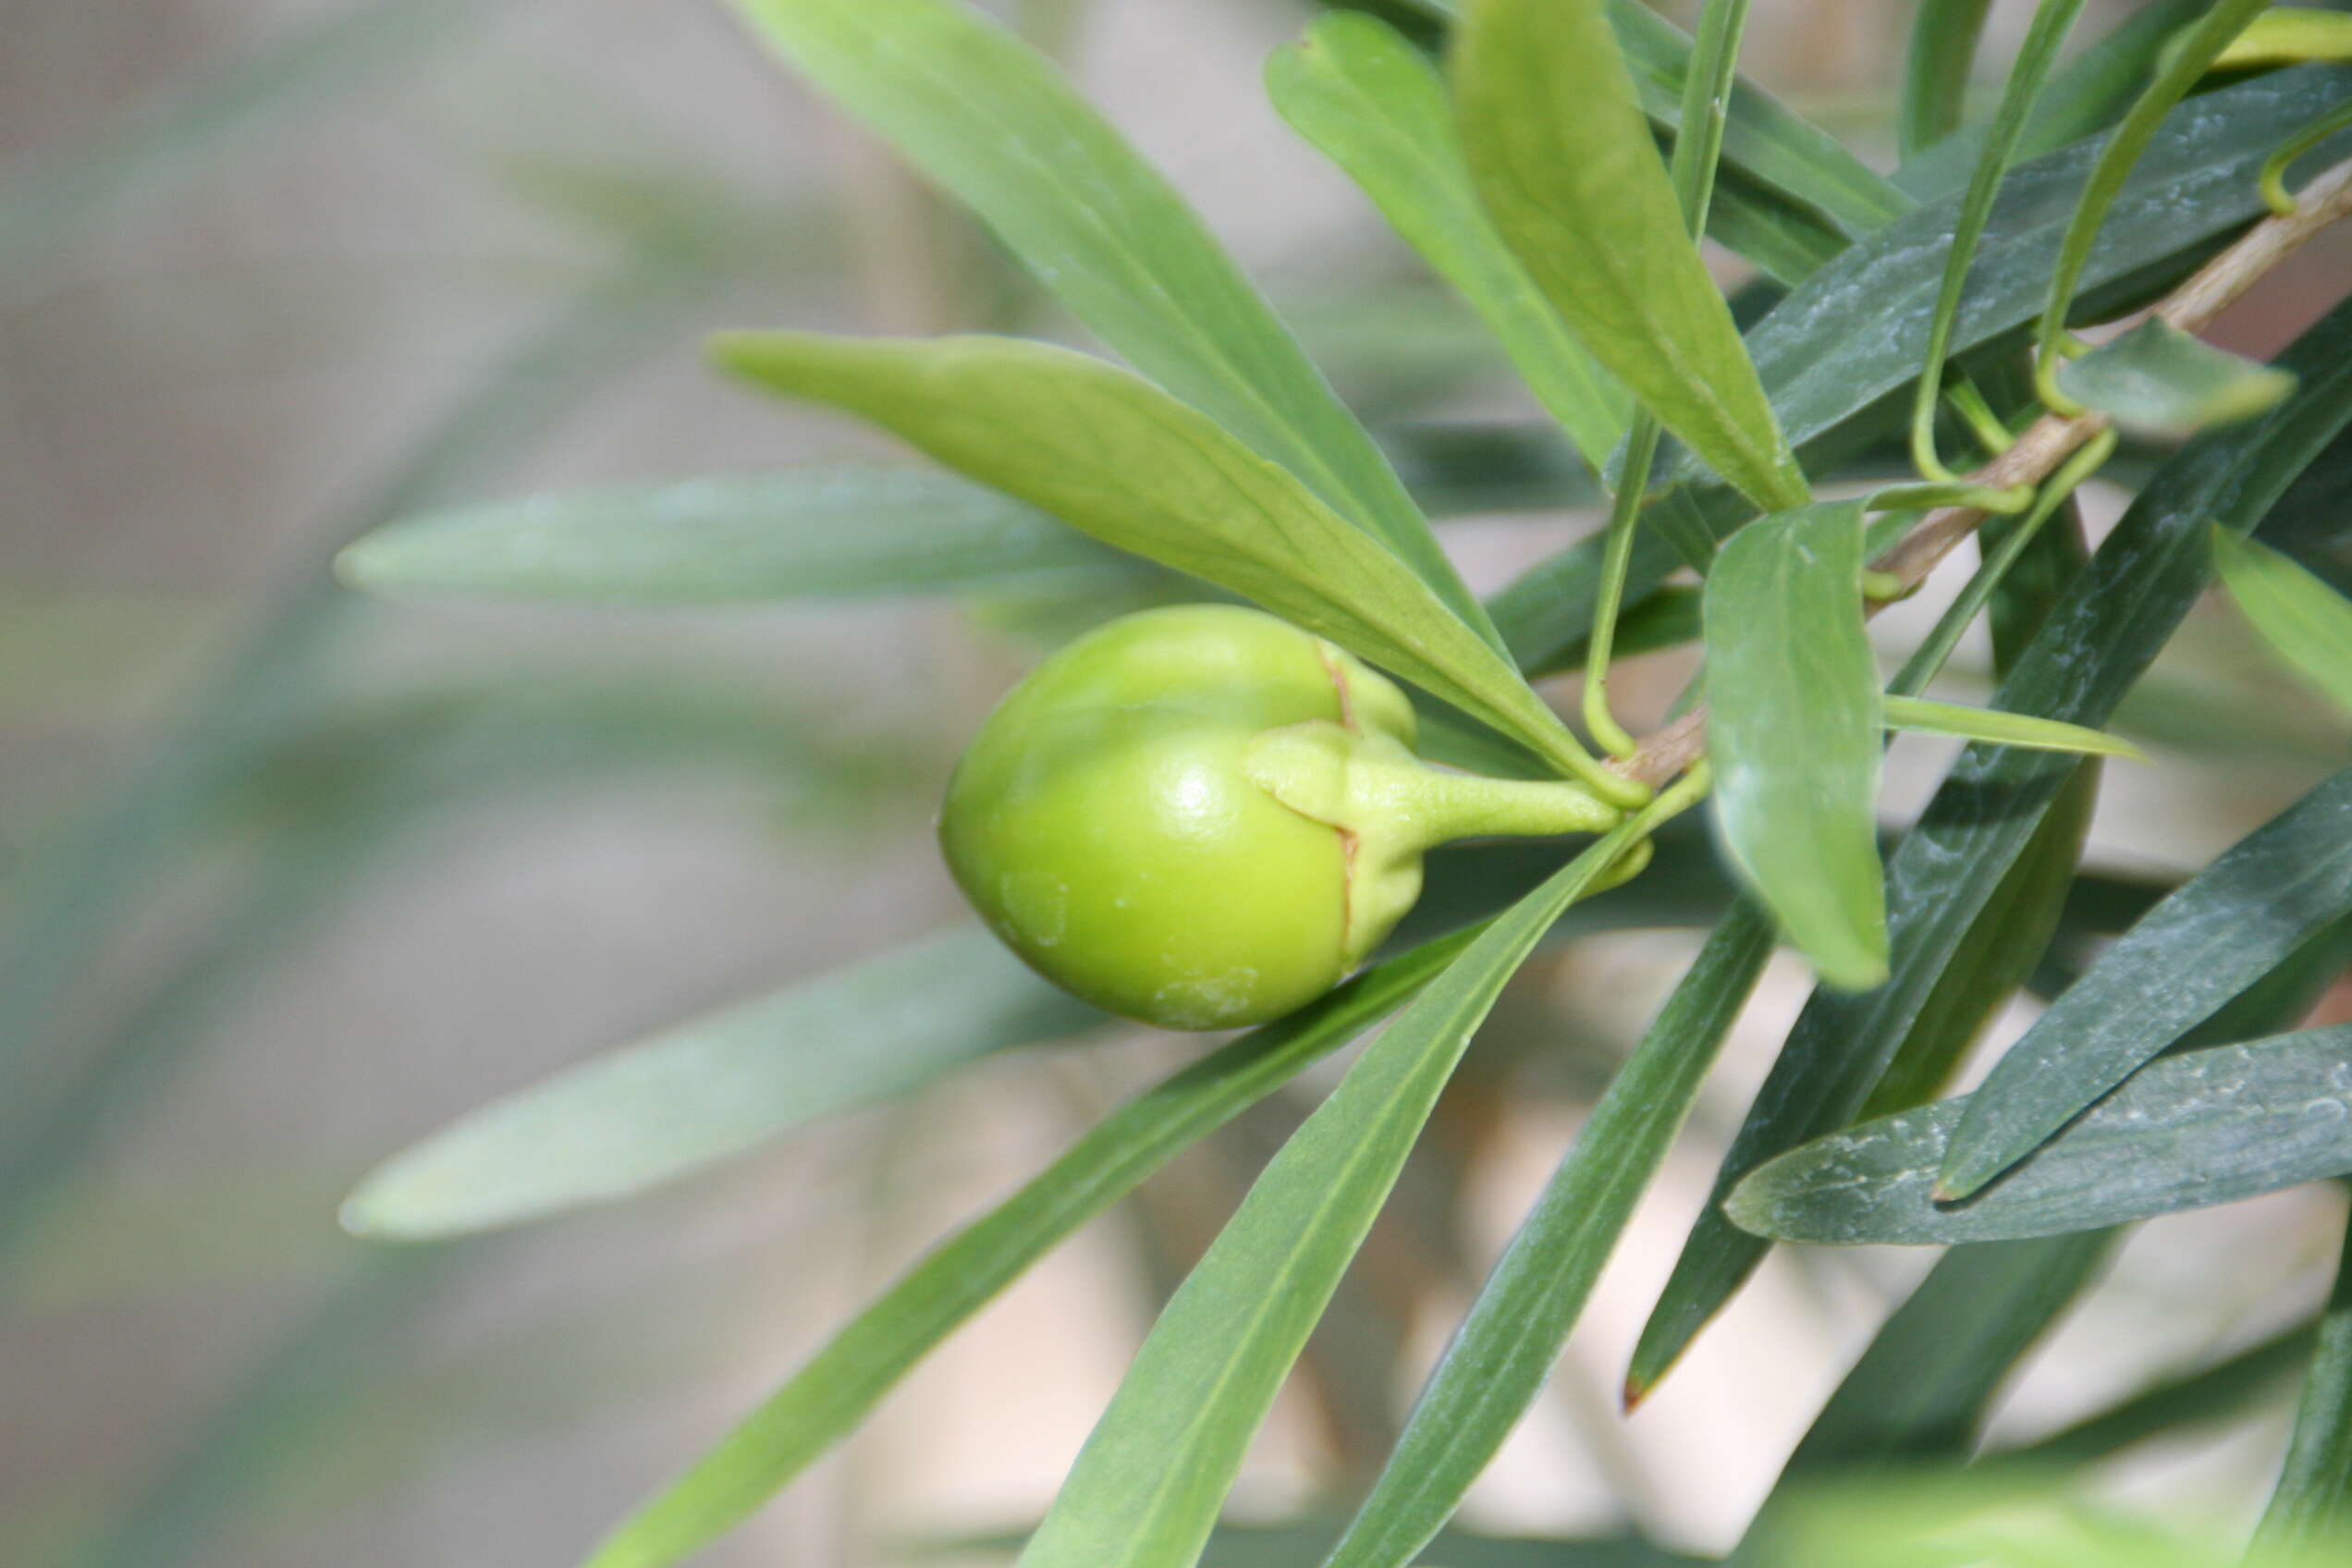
[
  {"left": 2031, "top": 0, "right": 2272, "bottom": 413},
  {"left": 1890, "top": 430, "right": 2118, "bottom": 700},
  {"left": 1581, "top": 0, "right": 1750, "bottom": 757},
  {"left": 2264, "top": 102, "right": 2352, "bottom": 217},
  {"left": 1910, "top": 0, "right": 2088, "bottom": 484}
]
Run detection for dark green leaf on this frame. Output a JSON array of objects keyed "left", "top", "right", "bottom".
[
  {"left": 1901, "top": 0, "right": 1994, "bottom": 159},
  {"left": 1862, "top": 766, "right": 2098, "bottom": 1120},
  {"left": 2215, "top": 525, "right": 2352, "bottom": 711},
  {"left": 334, "top": 467, "right": 1135, "bottom": 603},
  {"left": 1624, "top": 292, "right": 2352, "bottom": 1400},
  {"left": 1939, "top": 765, "right": 2352, "bottom": 1201},
  {"left": 2255, "top": 1207, "right": 2352, "bottom": 1555},
  {"left": 1454, "top": 0, "right": 1808, "bottom": 512},
  {"left": 1320, "top": 900, "right": 1774, "bottom": 1568},
  {"left": 2058, "top": 318, "right": 2298, "bottom": 437},
  {"left": 722, "top": 0, "right": 1494, "bottom": 640},
  {"left": 713, "top": 332, "right": 1611, "bottom": 789},
  {"left": 582, "top": 931, "right": 1475, "bottom": 1568},
  {"left": 1012, "top": 830, "right": 1647, "bottom": 1568},
  {"left": 1268, "top": 15, "right": 1628, "bottom": 472},
  {"left": 340, "top": 927, "right": 1099, "bottom": 1241},
  {"left": 1703, "top": 499, "right": 1886, "bottom": 988},
  {"left": 1727, "top": 1024, "right": 2352, "bottom": 1244},
  {"left": 1737, "top": 1231, "right": 2114, "bottom": 1560},
  {"left": 1880, "top": 694, "right": 2145, "bottom": 758}
]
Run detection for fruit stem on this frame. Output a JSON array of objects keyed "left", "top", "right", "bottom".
[{"left": 1244, "top": 722, "right": 1621, "bottom": 854}]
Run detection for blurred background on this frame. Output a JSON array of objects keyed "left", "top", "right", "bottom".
[{"left": 4, "top": 1, "right": 2351, "bottom": 1563}]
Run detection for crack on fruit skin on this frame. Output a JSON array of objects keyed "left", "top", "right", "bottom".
[{"left": 1319, "top": 639, "right": 1362, "bottom": 972}]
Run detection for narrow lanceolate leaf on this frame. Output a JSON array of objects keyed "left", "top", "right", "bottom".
[
  {"left": 714, "top": 333, "right": 1603, "bottom": 785},
  {"left": 583, "top": 930, "right": 1476, "bottom": 1568},
  {"left": 2057, "top": 319, "right": 2298, "bottom": 438},
  {"left": 1880, "top": 695, "right": 2145, "bottom": 760},
  {"left": 1727, "top": 1025, "right": 2352, "bottom": 1244},
  {"left": 1625, "top": 294, "right": 2352, "bottom": 1400},
  {"left": 1017, "top": 831, "right": 1644, "bottom": 1568},
  {"left": 1268, "top": 14, "right": 1628, "bottom": 473},
  {"left": 2254, "top": 1210, "right": 2352, "bottom": 1557},
  {"left": 1939, "top": 766, "right": 2352, "bottom": 1200},
  {"left": 1991, "top": 1318, "right": 2319, "bottom": 1472},
  {"left": 1703, "top": 500, "right": 1886, "bottom": 988},
  {"left": 341, "top": 927, "right": 1099, "bottom": 1240},
  {"left": 2214, "top": 527, "right": 2352, "bottom": 712},
  {"left": 1453, "top": 0, "right": 1808, "bottom": 513},
  {"left": 1900, "top": 0, "right": 1994, "bottom": 159},
  {"left": 721, "top": 0, "right": 1496, "bottom": 644},
  {"left": 1737, "top": 1232, "right": 2114, "bottom": 1561},
  {"left": 333, "top": 467, "right": 1134, "bottom": 603},
  {"left": 1322, "top": 900, "right": 1774, "bottom": 1568}
]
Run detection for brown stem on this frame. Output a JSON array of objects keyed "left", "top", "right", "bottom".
[{"left": 1611, "top": 156, "right": 2352, "bottom": 791}]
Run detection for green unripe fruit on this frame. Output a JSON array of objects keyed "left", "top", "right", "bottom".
[{"left": 939, "top": 605, "right": 1626, "bottom": 1031}]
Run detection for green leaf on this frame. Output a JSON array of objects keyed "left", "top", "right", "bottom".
[
  {"left": 2217, "top": 6, "right": 2352, "bottom": 70},
  {"left": 582, "top": 931, "right": 1475, "bottom": 1568},
  {"left": 1623, "top": 292, "right": 2352, "bottom": 1401},
  {"left": 2214, "top": 525, "right": 2352, "bottom": 712},
  {"left": 947, "top": 1522, "right": 1704, "bottom": 1568},
  {"left": 1013, "top": 828, "right": 1646, "bottom": 1568},
  {"left": 1319, "top": 900, "right": 1773, "bottom": 1568},
  {"left": 1267, "top": 15, "right": 1629, "bottom": 474},
  {"left": 1880, "top": 694, "right": 2146, "bottom": 759},
  {"left": 339, "top": 927, "right": 1098, "bottom": 1241},
  {"left": 333, "top": 466, "right": 1135, "bottom": 603},
  {"left": 2255, "top": 1208, "right": 2352, "bottom": 1555},
  {"left": 1703, "top": 499, "right": 1886, "bottom": 988},
  {"left": 1937, "top": 765, "right": 2352, "bottom": 1201},
  {"left": 721, "top": 0, "right": 1495, "bottom": 643},
  {"left": 713, "top": 332, "right": 1609, "bottom": 790},
  {"left": 1900, "top": 0, "right": 1995, "bottom": 159},
  {"left": 2058, "top": 318, "right": 2299, "bottom": 436},
  {"left": 1726, "top": 1023, "right": 2352, "bottom": 1244},
  {"left": 1453, "top": 0, "right": 1808, "bottom": 513}
]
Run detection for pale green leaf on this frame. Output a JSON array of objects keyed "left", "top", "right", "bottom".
[
  {"left": 713, "top": 331, "right": 1609, "bottom": 788},
  {"left": 333, "top": 467, "right": 1133, "bottom": 603},
  {"left": 722, "top": 0, "right": 1495, "bottom": 643},
  {"left": 2058, "top": 319, "right": 2298, "bottom": 437},
  {"left": 1880, "top": 694, "right": 2146, "bottom": 759},
  {"left": 2213, "top": 525, "right": 2352, "bottom": 712},
  {"left": 1452, "top": 0, "right": 1808, "bottom": 513},
  {"left": 341, "top": 927, "right": 1099, "bottom": 1240},
  {"left": 1702, "top": 499, "right": 1887, "bottom": 988},
  {"left": 1267, "top": 13, "right": 1628, "bottom": 472},
  {"left": 582, "top": 932, "right": 1472, "bottom": 1568},
  {"left": 2216, "top": 6, "right": 2352, "bottom": 69},
  {"left": 1015, "top": 828, "right": 1647, "bottom": 1568}
]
